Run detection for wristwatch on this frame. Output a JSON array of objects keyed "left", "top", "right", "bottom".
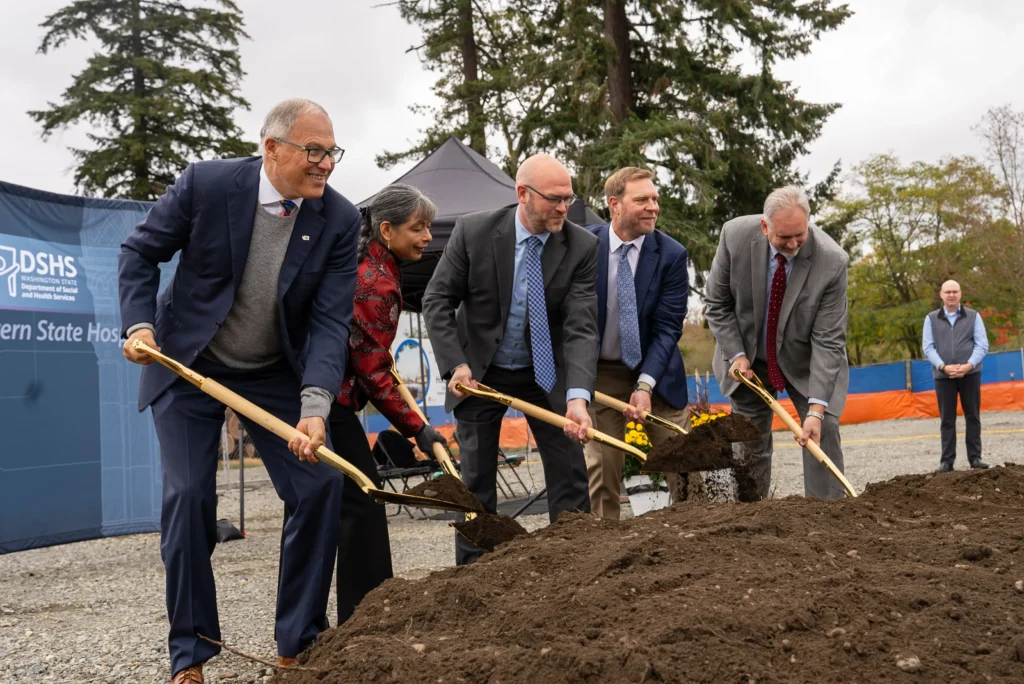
[
  {"left": 806, "top": 410, "right": 825, "bottom": 421},
  {"left": 939, "top": 364, "right": 946, "bottom": 372},
  {"left": 634, "top": 381, "right": 652, "bottom": 394}
]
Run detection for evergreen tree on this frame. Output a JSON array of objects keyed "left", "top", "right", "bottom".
[
  {"left": 29, "top": 0, "right": 255, "bottom": 200},
  {"left": 389, "top": 0, "right": 852, "bottom": 282}
]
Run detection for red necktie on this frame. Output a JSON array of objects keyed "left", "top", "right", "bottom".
[{"left": 766, "top": 252, "right": 787, "bottom": 392}]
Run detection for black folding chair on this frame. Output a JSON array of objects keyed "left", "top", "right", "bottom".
[
  {"left": 449, "top": 434, "right": 530, "bottom": 500},
  {"left": 372, "top": 430, "right": 438, "bottom": 518},
  {"left": 496, "top": 447, "right": 529, "bottom": 498}
]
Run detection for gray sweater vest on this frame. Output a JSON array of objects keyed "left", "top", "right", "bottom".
[
  {"left": 204, "top": 206, "right": 296, "bottom": 368},
  {"left": 928, "top": 306, "right": 982, "bottom": 380},
  {"left": 201, "top": 205, "right": 332, "bottom": 420}
]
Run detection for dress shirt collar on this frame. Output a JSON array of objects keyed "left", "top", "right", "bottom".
[
  {"left": 609, "top": 222, "right": 646, "bottom": 255},
  {"left": 515, "top": 207, "right": 551, "bottom": 246},
  {"left": 940, "top": 304, "right": 963, "bottom": 320},
  {"left": 769, "top": 243, "right": 795, "bottom": 265},
  {"left": 259, "top": 165, "right": 304, "bottom": 213}
]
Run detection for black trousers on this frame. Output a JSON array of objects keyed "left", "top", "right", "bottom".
[
  {"left": 453, "top": 366, "right": 591, "bottom": 565},
  {"left": 279, "top": 403, "right": 393, "bottom": 630},
  {"left": 935, "top": 373, "right": 983, "bottom": 466}
]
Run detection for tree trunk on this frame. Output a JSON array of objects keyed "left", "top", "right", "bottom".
[
  {"left": 130, "top": 0, "right": 149, "bottom": 199},
  {"left": 458, "top": 0, "right": 486, "bottom": 155},
  {"left": 604, "top": 0, "right": 633, "bottom": 124}
]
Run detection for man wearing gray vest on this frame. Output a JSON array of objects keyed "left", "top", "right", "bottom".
[{"left": 922, "top": 280, "right": 990, "bottom": 472}]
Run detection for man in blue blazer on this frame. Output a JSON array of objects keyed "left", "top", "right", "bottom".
[
  {"left": 118, "top": 99, "right": 360, "bottom": 683},
  {"left": 586, "top": 167, "right": 690, "bottom": 519}
]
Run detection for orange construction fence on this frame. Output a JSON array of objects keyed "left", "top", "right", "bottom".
[
  {"left": 710, "top": 380, "right": 1024, "bottom": 432},
  {"left": 369, "top": 381, "right": 1024, "bottom": 451}
]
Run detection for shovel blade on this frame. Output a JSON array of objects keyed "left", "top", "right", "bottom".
[{"left": 368, "top": 488, "right": 480, "bottom": 513}]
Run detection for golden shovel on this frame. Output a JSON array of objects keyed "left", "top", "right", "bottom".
[
  {"left": 389, "top": 357, "right": 527, "bottom": 550},
  {"left": 387, "top": 352, "right": 461, "bottom": 479},
  {"left": 594, "top": 391, "right": 689, "bottom": 436},
  {"left": 732, "top": 369, "right": 857, "bottom": 498},
  {"left": 455, "top": 383, "right": 648, "bottom": 461},
  {"left": 132, "top": 340, "right": 478, "bottom": 513}
]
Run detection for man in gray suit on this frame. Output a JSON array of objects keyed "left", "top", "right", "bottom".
[
  {"left": 705, "top": 185, "right": 849, "bottom": 501},
  {"left": 423, "top": 153, "right": 598, "bottom": 564}
]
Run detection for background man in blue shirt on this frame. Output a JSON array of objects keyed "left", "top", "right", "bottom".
[{"left": 922, "top": 279, "right": 990, "bottom": 472}]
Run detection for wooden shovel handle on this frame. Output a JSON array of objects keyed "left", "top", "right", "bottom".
[
  {"left": 731, "top": 370, "right": 857, "bottom": 498},
  {"left": 594, "top": 391, "right": 689, "bottom": 436},
  {"left": 388, "top": 352, "right": 459, "bottom": 478},
  {"left": 457, "top": 382, "right": 648, "bottom": 461},
  {"left": 132, "top": 339, "right": 378, "bottom": 492}
]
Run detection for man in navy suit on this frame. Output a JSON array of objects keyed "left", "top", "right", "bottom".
[
  {"left": 586, "top": 167, "right": 690, "bottom": 519},
  {"left": 118, "top": 98, "right": 360, "bottom": 683}
]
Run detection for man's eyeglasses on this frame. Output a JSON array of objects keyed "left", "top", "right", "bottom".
[
  {"left": 525, "top": 184, "right": 576, "bottom": 207},
  {"left": 274, "top": 137, "right": 345, "bottom": 164}
]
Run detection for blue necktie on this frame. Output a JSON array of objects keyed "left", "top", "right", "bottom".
[
  {"left": 279, "top": 199, "right": 297, "bottom": 217},
  {"left": 618, "top": 243, "right": 642, "bottom": 369},
  {"left": 525, "top": 236, "right": 556, "bottom": 393}
]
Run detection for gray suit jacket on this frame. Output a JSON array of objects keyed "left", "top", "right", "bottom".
[
  {"left": 705, "top": 214, "right": 850, "bottom": 416},
  {"left": 422, "top": 204, "right": 600, "bottom": 413}
]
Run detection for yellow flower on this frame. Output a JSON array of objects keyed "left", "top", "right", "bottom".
[{"left": 624, "top": 421, "right": 653, "bottom": 454}]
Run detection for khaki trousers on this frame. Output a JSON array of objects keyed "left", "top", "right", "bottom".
[{"left": 585, "top": 361, "right": 690, "bottom": 519}]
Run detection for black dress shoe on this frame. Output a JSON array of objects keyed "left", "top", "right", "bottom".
[
  {"left": 936, "top": 462, "right": 954, "bottom": 473},
  {"left": 970, "top": 460, "right": 990, "bottom": 469}
]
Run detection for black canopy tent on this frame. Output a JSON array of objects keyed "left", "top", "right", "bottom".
[
  {"left": 569, "top": 196, "right": 604, "bottom": 228},
  {"left": 360, "top": 136, "right": 515, "bottom": 311},
  {"left": 360, "top": 136, "right": 605, "bottom": 311}
]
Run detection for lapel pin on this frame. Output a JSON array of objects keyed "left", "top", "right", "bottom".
[{"left": 301, "top": 235, "right": 310, "bottom": 241}]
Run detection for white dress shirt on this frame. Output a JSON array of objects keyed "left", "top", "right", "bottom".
[
  {"left": 259, "top": 166, "right": 303, "bottom": 216},
  {"left": 600, "top": 225, "right": 656, "bottom": 388}
]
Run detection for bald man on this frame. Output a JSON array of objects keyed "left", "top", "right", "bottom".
[
  {"left": 922, "top": 280, "right": 990, "bottom": 472},
  {"left": 423, "top": 153, "right": 598, "bottom": 565}
]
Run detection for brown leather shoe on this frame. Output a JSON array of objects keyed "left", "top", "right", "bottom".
[
  {"left": 171, "top": 664, "right": 203, "bottom": 683},
  {"left": 279, "top": 656, "right": 298, "bottom": 667}
]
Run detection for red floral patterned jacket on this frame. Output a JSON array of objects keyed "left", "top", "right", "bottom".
[{"left": 336, "top": 239, "right": 425, "bottom": 437}]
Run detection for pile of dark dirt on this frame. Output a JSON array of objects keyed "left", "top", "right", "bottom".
[
  {"left": 275, "top": 466, "right": 1024, "bottom": 683},
  {"left": 404, "top": 474, "right": 485, "bottom": 513},
  {"left": 643, "top": 412, "right": 761, "bottom": 473}
]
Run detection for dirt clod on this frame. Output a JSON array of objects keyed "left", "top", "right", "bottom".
[
  {"left": 404, "top": 474, "right": 484, "bottom": 512},
  {"left": 896, "top": 655, "right": 922, "bottom": 673},
  {"left": 642, "top": 413, "right": 760, "bottom": 473},
  {"left": 451, "top": 513, "right": 528, "bottom": 552}
]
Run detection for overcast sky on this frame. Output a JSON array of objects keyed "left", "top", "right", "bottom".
[{"left": 3, "top": 0, "right": 1024, "bottom": 206}]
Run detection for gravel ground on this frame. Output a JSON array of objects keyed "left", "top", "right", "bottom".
[{"left": 2, "top": 411, "right": 1023, "bottom": 683}]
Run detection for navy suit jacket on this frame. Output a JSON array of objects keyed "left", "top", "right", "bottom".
[
  {"left": 589, "top": 223, "right": 689, "bottom": 409},
  {"left": 118, "top": 156, "right": 361, "bottom": 410}
]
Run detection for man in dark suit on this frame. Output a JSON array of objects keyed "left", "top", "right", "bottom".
[
  {"left": 118, "top": 98, "right": 360, "bottom": 683},
  {"left": 422, "top": 153, "right": 597, "bottom": 565},
  {"left": 585, "top": 167, "right": 690, "bottom": 518}
]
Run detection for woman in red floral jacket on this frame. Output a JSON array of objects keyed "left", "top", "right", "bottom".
[{"left": 330, "top": 183, "right": 447, "bottom": 625}]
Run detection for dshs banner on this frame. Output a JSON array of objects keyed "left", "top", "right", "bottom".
[{"left": 0, "top": 181, "right": 170, "bottom": 553}]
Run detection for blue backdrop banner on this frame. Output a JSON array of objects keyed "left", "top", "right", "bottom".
[{"left": 0, "top": 181, "right": 171, "bottom": 554}]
